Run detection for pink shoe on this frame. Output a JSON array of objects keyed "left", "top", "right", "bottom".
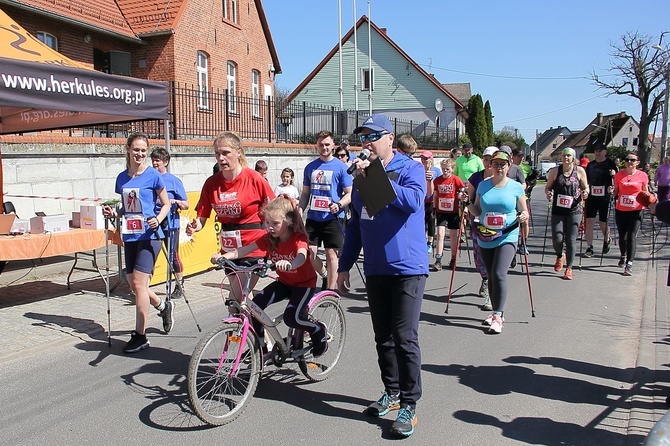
[
  {"left": 488, "top": 314, "right": 503, "bottom": 334},
  {"left": 563, "top": 267, "right": 573, "bottom": 280}
]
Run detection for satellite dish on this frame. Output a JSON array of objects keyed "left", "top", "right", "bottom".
[{"left": 434, "top": 98, "right": 444, "bottom": 113}]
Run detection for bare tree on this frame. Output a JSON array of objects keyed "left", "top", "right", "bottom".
[{"left": 591, "top": 31, "right": 669, "bottom": 164}]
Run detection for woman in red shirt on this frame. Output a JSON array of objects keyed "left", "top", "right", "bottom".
[
  {"left": 432, "top": 158, "right": 465, "bottom": 271},
  {"left": 613, "top": 153, "right": 649, "bottom": 276},
  {"left": 214, "top": 195, "right": 328, "bottom": 357},
  {"left": 187, "top": 132, "right": 275, "bottom": 300}
]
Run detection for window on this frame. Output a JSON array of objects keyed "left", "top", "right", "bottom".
[
  {"left": 231, "top": 0, "right": 238, "bottom": 23},
  {"left": 197, "top": 51, "right": 209, "bottom": 109},
  {"left": 36, "top": 32, "right": 57, "bottom": 50},
  {"left": 252, "top": 70, "right": 260, "bottom": 117},
  {"left": 622, "top": 137, "right": 629, "bottom": 147},
  {"left": 227, "top": 61, "right": 237, "bottom": 113},
  {"left": 361, "top": 68, "right": 374, "bottom": 91},
  {"left": 222, "top": 0, "right": 228, "bottom": 19}
]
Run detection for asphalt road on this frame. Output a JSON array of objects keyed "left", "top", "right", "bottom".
[{"left": 0, "top": 191, "right": 663, "bottom": 445}]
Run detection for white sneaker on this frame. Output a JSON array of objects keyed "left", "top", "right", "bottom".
[
  {"left": 488, "top": 314, "right": 504, "bottom": 334},
  {"left": 482, "top": 313, "right": 505, "bottom": 326}
]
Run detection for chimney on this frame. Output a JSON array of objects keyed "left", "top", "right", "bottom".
[
  {"left": 620, "top": 111, "right": 626, "bottom": 118},
  {"left": 597, "top": 113, "right": 603, "bottom": 125},
  {"left": 380, "top": 28, "right": 387, "bottom": 35}
]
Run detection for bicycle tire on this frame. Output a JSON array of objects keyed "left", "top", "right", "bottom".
[
  {"left": 187, "top": 323, "right": 260, "bottom": 426},
  {"left": 298, "top": 294, "right": 347, "bottom": 382}
]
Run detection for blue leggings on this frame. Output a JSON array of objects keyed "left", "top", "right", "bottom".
[{"left": 479, "top": 243, "right": 516, "bottom": 313}]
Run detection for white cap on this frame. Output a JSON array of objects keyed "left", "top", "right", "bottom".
[{"left": 482, "top": 146, "right": 498, "bottom": 157}]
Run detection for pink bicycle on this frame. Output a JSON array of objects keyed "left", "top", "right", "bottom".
[{"left": 187, "top": 258, "right": 347, "bottom": 426}]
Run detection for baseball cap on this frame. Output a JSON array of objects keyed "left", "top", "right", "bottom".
[
  {"left": 482, "top": 146, "right": 498, "bottom": 157},
  {"left": 512, "top": 148, "right": 525, "bottom": 157},
  {"left": 420, "top": 150, "right": 434, "bottom": 159},
  {"left": 499, "top": 145, "right": 512, "bottom": 156},
  {"left": 353, "top": 114, "right": 394, "bottom": 134},
  {"left": 491, "top": 151, "right": 510, "bottom": 163},
  {"left": 462, "top": 143, "right": 473, "bottom": 149},
  {"left": 594, "top": 143, "right": 607, "bottom": 151}
]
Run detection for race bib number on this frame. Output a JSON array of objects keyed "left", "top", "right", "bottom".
[
  {"left": 619, "top": 195, "right": 637, "bottom": 208},
  {"left": 310, "top": 195, "right": 331, "bottom": 213},
  {"left": 484, "top": 213, "right": 506, "bottom": 230},
  {"left": 219, "top": 230, "right": 243, "bottom": 252},
  {"left": 557, "top": 194, "right": 574, "bottom": 208},
  {"left": 122, "top": 214, "right": 144, "bottom": 234},
  {"left": 438, "top": 197, "right": 455, "bottom": 212},
  {"left": 591, "top": 186, "right": 605, "bottom": 197}
]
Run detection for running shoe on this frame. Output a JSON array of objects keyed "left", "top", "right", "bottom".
[
  {"left": 366, "top": 390, "right": 401, "bottom": 417},
  {"left": 584, "top": 246, "right": 594, "bottom": 258},
  {"left": 603, "top": 238, "right": 612, "bottom": 255},
  {"left": 390, "top": 405, "right": 417, "bottom": 438},
  {"left": 480, "top": 296, "right": 493, "bottom": 311},
  {"left": 618, "top": 256, "right": 626, "bottom": 268},
  {"left": 518, "top": 245, "right": 530, "bottom": 255},
  {"left": 433, "top": 260, "right": 442, "bottom": 271},
  {"left": 563, "top": 267, "right": 573, "bottom": 280},
  {"left": 427, "top": 244, "right": 432, "bottom": 254},
  {"left": 511, "top": 256, "right": 517, "bottom": 268},
  {"left": 623, "top": 263, "right": 633, "bottom": 276},
  {"left": 171, "top": 280, "right": 184, "bottom": 299},
  {"left": 311, "top": 321, "right": 329, "bottom": 357},
  {"left": 478, "top": 278, "right": 489, "bottom": 297},
  {"left": 553, "top": 255, "right": 564, "bottom": 272},
  {"left": 488, "top": 314, "right": 504, "bottom": 334},
  {"left": 447, "top": 258, "right": 456, "bottom": 271},
  {"left": 124, "top": 331, "right": 149, "bottom": 353},
  {"left": 158, "top": 300, "right": 175, "bottom": 334},
  {"left": 482, "top": 313, "right": 505, "bottom": 326}
]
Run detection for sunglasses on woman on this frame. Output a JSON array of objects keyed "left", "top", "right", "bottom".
[
  {"left": 625, "top": 158, "right": 638, "bottom": 162},
  {"left": 336, "top": 153, "right": 347, "bottom": 159}
]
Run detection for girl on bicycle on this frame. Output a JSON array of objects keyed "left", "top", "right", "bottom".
[{"left": 212, "top": 194, "right": 328, "bottom": 357}]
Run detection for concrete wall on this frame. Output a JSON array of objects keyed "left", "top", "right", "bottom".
[{"left": 0, "top": 139, "right": 319, "bottom": 217}]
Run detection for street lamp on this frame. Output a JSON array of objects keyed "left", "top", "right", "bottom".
[{"left": 653, "top": 44, "right": 669, "bottom": 161}]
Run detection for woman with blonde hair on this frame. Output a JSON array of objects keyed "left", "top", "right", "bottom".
[{"left": 187, "top": 131, "right": 275, "bottom": 300}]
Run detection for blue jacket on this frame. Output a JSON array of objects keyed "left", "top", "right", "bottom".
[{"left": 339, "top": 152, "right": 429, "bottom": 276}]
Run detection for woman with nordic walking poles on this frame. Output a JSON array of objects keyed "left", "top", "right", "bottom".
[
  {"left": 468, "top": 150, "right": 528, "bottom": 334},
  {"left": 102, "top": 132, "right": 172, "bottom": 354},
  {"left": 432, "top": 158, "right": 466, "bottom": 271},
  {"left": 612, "top": 153, "right": 650, "bottom": 276},
  {"left": 544, "top": 148, "right": 589, "bottom": 280}
]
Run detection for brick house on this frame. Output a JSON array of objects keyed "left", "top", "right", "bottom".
[{"left": 1, "top": 0, "right": 282, "bottom": 140}]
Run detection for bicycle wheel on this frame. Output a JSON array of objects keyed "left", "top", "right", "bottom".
[
  {"left": 187, "top": 323, "right": 260, "bottom": 426},
  {"left": 298, "top": 294, "right": 347, "bottom": 382}
]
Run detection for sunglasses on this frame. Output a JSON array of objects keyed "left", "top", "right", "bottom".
[
  {"left": 359, "top": 131, "right": 388, "bottom": 143},
  {"left": 491, "top": 162, "right": 508, "bottom": 168},
  {"left": 336, "top": 153, "right": 347, "bottom": 158},
  {"left": 625, "top": 158, "right": 638, "bottom": 162}
]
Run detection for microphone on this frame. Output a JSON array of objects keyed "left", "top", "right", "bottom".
[{"left": 347, "top": 149, "right": 371, "bottom": 174}]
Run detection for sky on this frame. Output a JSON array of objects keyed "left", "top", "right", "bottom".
[{"left": 263, "top": 0, "right": 669, "bottom": 145}]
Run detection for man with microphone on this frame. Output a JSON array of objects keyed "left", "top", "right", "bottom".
[
  {"left": 337, "top": 114, "right": 428, "bottom": 438},
  {"left": 299, "top": 130, "right": 353, "bottom": 290}
]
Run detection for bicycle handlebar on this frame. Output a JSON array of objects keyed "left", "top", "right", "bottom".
[{"left": 215, "top": 257, "right": 275, "bottom": 277}]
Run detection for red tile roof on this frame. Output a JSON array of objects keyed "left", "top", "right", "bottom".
[{"left": 8, "top": 0, "right": 137, "bottom": 39}]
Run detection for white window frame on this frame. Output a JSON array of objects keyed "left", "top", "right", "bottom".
[
  {"left": 197, "top": 51, "right": 209, "bottom": 110},
  {"left": 361, "top": 68, "right": 374, "bottom": 91},
  {"left": 231, "top": 0, "right": 238, "bottom": 23},
  {"left": 252, "top": 69, "right": 260, "bottom": 117},
  {"left": 36, "top": 31, "right": 57, "bottom": 50},
  {"left": 222, "top": 0, "right": 228, "bottom": 19},
  {"left": 227, "top": 61, "right": 237, "bottom": 113}
]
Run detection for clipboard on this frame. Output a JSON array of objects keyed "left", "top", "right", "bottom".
[{"left": 353, "top": 157, "right": 397, "bottom": 217}]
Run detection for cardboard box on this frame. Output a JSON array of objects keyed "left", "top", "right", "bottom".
[
  {"left": 10, "top": 218, "right": 30, "bottom": 235},
  {"left": 79, "top": 205, "right": 105, "bottom": 230},
  {"left": 30, "top": 214, "right": 69, "bottom": 234},
  {"left": 71, "top": 211, "right": 81, "bottom": 228}
]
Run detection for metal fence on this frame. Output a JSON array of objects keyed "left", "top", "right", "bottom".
[{"left": 57, "top": 82, "right": 459, "bottom": 149}]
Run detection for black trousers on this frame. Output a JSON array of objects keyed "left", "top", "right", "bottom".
[{"left": 366, "top": 274, "right": 425, "bottom": 407}]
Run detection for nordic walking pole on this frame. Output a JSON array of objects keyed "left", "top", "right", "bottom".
[
  {"left": 521, "top": 225, "right": 536, "bottom": 317},
  {"left": 600, "top": 197, "right": 614, "bottom": 267},
  {"left": 445, "top": 210, "right": 465, "bottom": 314},
  {"left": 578, "top": 213, "right": 585, "bottom": 271},
  {"left": 540, "top": 199, "right": 551, "bottom": 266},
  {"left": 155, "top": 227, "right": 202, "bottom": 332},
  {"left": 104, "top": 216, "right": 112, "bottom": 347}
]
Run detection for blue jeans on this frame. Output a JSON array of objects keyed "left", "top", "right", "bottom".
[{"left": 366, "top": 274, "right": 425, "bottom": 407}]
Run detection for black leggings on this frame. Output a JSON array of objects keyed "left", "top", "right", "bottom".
[
  {"left": 615, "top": 209, "right": 641, "bottom": 263},
  {"left": 551, "top": 213, "right": 581, "bottom": 267},
  {"left": 251, "top": 281, "right": 317, "bottom": 340},
  {"left": 479, "top": 243, "right": 516, "bottom": 313}
]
